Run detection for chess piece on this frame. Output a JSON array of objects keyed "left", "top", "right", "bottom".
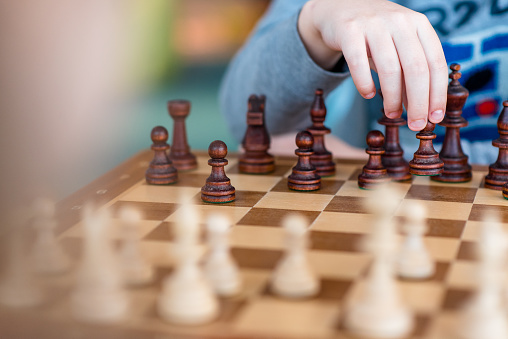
[
  {"left": 484, "top": 101, "right": 508, "bottom": 190},
  {"left": 271, "top": 214, "right": 320, "bottom": 298},
  {"left": 239, "top": 95, "right": 275, "bottom": 174},
  {"left": 288, "top": 131, "right": 321, "bottom": 191},
  {"left": 455, "top": 213, "right": 508, "bottom": 339},
  {"left": 503, "top": 182, "right": 508, "bottom": 199},
  {"left": 145, "top": 126, "right": 178, "bottom": 185},
  {"left": 119, "top": 207, "right": 154, "bottom": 286},
  {"left": 432, "top": 64, "right": 472, "bottom": 183},
  {"left": 0, "top": 213, "right": 43, "bottom": 308},
  {"left": 158, "top": 203, "right": 219, "bottom": 324},
  {"left": 167, "top": 100, "right": 197, "bottom": 170},
  {"left": 201, "top": 140, "right": 235, "bottom": 203},
  {"left": 203, "top": 214, "right": 241, "bottom": 297},
  {"left": 344, "top": 187, "right": 413, "bottom": 338},
  {"left": 307, "top": 89, "right": 335, "bottom": 176},
  {"left": 71, "top": 207, "right": 128, "bottom": 323},
  {"left": 31, "top": 197, "right": 71, "bottom": 274},
  {"left": 378, "top": 94, "right": 411, "bottom": 181},
  {"left": 358, "top": 130, "right": 391, "bottom": 189},
  {"left": 397, "top": 201, "right": 435, "bottom": 279},
  {"left": 409, "top": 122, "right": 444, "bottom": 176}
]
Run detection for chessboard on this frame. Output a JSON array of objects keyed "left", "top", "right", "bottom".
[{"left": 1, "top": 150, "right": 508, "bottom": 339}]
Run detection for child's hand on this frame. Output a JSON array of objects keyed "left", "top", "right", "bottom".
[{"left": 298, "top": 0, "right": 448, "bottom": 131}]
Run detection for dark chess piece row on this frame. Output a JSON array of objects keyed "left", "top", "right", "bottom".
[{"left": 145, "top": 100, "right": 198, "bottom": 184}]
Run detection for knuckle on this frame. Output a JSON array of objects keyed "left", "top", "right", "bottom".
[{"left": 404, "top": 60, "right": 429, "bottom": 77}]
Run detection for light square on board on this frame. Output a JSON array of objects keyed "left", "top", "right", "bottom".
[
  {"left": 254, "top": 191, "right": 334, "bottom": 211},
  {"left": 397, "top": 280, "right": 446, "bottom": 314},
  {"left": 446, "top": 260, "right": 479, "bottom": 290},
  {"left": 336, "top": 180, "right": 411, "bottom": 198},
  {"left": 227, "top": 163, "right": 294, "bottom": 177},
  {"left": 411, "top": 171, "right": 484, "bottom": 188},
  {"left": 309, "top": 250, "right": 371, "bottom": 280},
  {"left": 462, "top": 220, "right": 508, "bottom": 241},
  {"left": 120, "top": 183, "right": 200, "bottom": 204},
  {"left": 396, "top": 200, "right": 473, "bottom": 221},
  {"left": 226, "top": 174, "right": 281, "bottom": 192},
  {"left": 474, "top": 187, "right": 508, "bottom": 206},
  {"left": 312, "top": 211, "right": 374, "bottom": 234},
  {"left": 424, "top": 237, "right": 461, "bottom": 262},
  {"left": 232, "top": 298, "right": 340, "bottom": 338},
  {"left": 321, "top": 164, "right": 358, "bottom": 181},
  {"left": 230, "top": 225, "right": 285, "bottom": 250},
  {"left": 60, "top": 218, "right": 161, "bottom": 240}
]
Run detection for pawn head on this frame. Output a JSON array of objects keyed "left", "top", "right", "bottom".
[
  {"left": 151, "top": 126, "right": 168, "bottom": 143},
  {"left": 208, "top": 140, "right": 228, "bottom": 159},
  {"left": 422, "top": 121, "right": 436, "bottom": 133},
  {"left": 295, "top": 131, "right": 314, "bottom": 149},
  {"left": 366, "top": 130, "right": 384, "bottom": 148}
]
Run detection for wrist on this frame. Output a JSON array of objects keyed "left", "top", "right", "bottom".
[{"left": 298, "top": 1, "right": 342, "bottom": 71}]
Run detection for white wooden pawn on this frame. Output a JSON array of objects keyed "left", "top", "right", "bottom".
[
  {"left": 118, "top": 207, "right": 154, "bottom": 286},
  {"left": 31, "top": 197, "right": 70, "bottom": 274},
  {"left": 455, "top": 214, "right": 508, "bottom": 339},
  {"left": 0, "top": 216, "right": 43, "bottom": 308},
  {"left": 71, "top": 207, "right": 128, "bottom": 323},
  {"left": 203, "top": 214, "right": 241, "bottom": 296},
  {"left": 270, "top": 214, "right": 319, "bottom": 298},
  {"left": 397, "top": 201, "right": 435, "bottom": 279},
  {"left": 158, "top": 203, "right": 219, "bottom": 325},
  {"left": 344, "top": 186, "right": 413, "bottom": 339}
]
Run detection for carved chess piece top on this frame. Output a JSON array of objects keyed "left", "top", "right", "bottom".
[
  {"left": 307, "top": 89, "right": 335, "bottom": 177},
  {"left": 432, "top": 63, "right": 471, "bottom": 183}
]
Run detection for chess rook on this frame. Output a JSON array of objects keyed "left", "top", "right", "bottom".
[
  {"left": 378, "top": 94, "right": 411, "bottom": 181},
  {"left": 484, "top": 101, "right": 508, "bottom": 190},
  {"left": 201, "top": 140, "right": 236, "bottom": 203},
  {"left": 307, "top": 89, "right": 335, "bottom": 177},
  {"left": 358, "top": 130, "right": 391, "bottom": 189},
  {"left": 239, "top": 95, "right": 275, "bottom": 174},
  {"left": 145, "top": 126, "right": 178, "bottom": 185},
  {"left": 167, "top": 100, "right": 197, "bottom": 170},
  {"left": 409, "top": 122, "right": 444, "bottom": 176},
  {"left": 287, "top": 131, "right": 321, "bottom": 191},
  {"left": 432, "top": 64, "right": 472, "bottom": 183}
]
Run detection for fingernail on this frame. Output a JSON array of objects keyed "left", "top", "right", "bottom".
[
  {"left": 430, "top": 110, "right": 444, "bottom": 121},
  {"left": 386, "top": 111, "right": 399, "bottom": 119},
  {"left": 409, "top": 119, "right": 426, "bottom": 130},
  {"left": 365, "top": 92, "right": 375, "bottom": 99}
]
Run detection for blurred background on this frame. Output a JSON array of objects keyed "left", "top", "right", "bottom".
[{"left": 0, "top": 0, "right": 270, "bottom": 211}]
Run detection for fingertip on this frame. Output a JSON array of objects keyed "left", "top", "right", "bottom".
[
  {"left": 408, "top": 118, "right": 427, "bottom": 131},
  {"left": 363, "top": 91, "right": 376, "bottom": 99},
  {"left": 429, "top": 109, "right": 444, "bottom": 123}
]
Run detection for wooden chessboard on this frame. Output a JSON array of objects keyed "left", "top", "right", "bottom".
[{"left": 2, "top": 150, "right": 508, "bottom": 339}]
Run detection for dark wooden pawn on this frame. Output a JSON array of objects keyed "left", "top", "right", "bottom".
[
  {"left": 288, "top": 131, "right": 321, "bottom": 191},
  {"left": 145, "top": 126, "right": 178, "bottom": 185},
  {"left": 201, "top": 140, "right": 235, "bottom": 203},
  {"left": 307, "top": 89, "right": 335, "bottom": 177},
  {"left": 167, "top": 100, "right": 197, "bottom": 171},
  {"left": 432, "top": 64, "right": 472, "bottom": 183},
  {"left": 378, "top": 96, "right": 411, "bottom": 182},
  {"left": 503, "top": 182, "right": 508, "bottom": 200},
  {"left": 239, "top": 95, "right": 275, "bottom": 174},
  {"left": 358, "top": 130, "right": 391, "bottom": 189},
  {"left": 409, "top": 122, "right": 444, "bottom": 176},
  {"left": 485, "top": 101, "right": 508, "bottom": 190}
]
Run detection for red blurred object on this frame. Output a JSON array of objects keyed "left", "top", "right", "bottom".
[{"left": 476, "top": 99, "right": 498, "bottom": 117}]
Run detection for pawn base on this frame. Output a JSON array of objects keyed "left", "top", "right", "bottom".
[
  {"left": 485, "top": 166, "right": 508, "bottom": 190},
  {"left": 145, "top": 167, "right": 178, "bottom": 185},
  {"left": 311, "top": 153, "right": 336, "bottom": 177},
  {"left": 409, "top": 158, "right": 444, "bottom": 176},
  {"left": 358, "top": 168, "right": 390, "bottom": 190},
  {"left": 201, "top": 183, "right": 236, "bottom": 203},
  {"left": 170, "top": 153, "right": 197, "bottom": 171},
  {"left": 503, "top": 183, "right": 508, "bottom": 199},
  {"left": 288, "top": 172, "right": 321, "bottom": 191},
  {"left": 239, "top": 154, "right": 275, "bottom": 174}
]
